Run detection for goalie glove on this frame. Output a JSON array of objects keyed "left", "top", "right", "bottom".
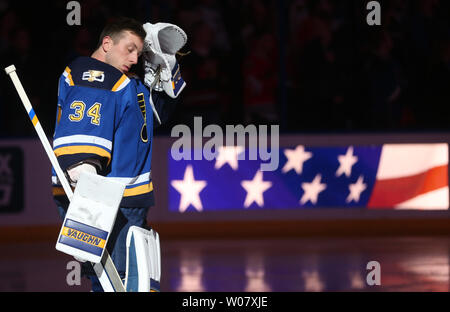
[{"left": 142, "top": 22, "right": 187, "bottom": 99}]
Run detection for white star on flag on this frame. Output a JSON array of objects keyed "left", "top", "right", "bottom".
[
  {"left": 282, "top": 145, "right": 313, "bottom": 175},
  {"left": 170, "top": 165, "right": 207, "bottom": 212},
  {"left": 241, "top": 171, "right": 273, "bottom": 208},
  {"left": 346, "top": 175, "right": 367, "bottom": 203},
  {"left": 214, "top": 145, "right": 245, "bottom": 171},
  {"left": 300, "top": 174, "right": 327, "bottom": 205},
  {"left": 336, "top": 146, "right": 358, "bottom": 177}
]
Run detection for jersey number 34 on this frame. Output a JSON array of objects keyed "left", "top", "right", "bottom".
[{"left": 69, "top": 101, "right": 102, "bottom": 126}]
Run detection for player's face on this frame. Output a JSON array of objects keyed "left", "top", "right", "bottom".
[{"left": 105, "top": 31, "right": 143, "bottom": 73}]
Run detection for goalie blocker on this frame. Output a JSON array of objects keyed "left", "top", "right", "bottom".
[
  {"left": 55, "top": 171, "right": 125, "bottom": 263},
  {"left": 56, "top": 171, "right": 162, "bottom": 291}
]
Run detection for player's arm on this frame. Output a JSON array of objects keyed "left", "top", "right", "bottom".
[
  {"left": 54, "top": 97, "right": 113, "bottom": 175},
  {"left": 151, "top": 89, "right": 178, "bottom": 127},
  {"left": 53, "top": 66, "right": 120, "bottom": 180}
]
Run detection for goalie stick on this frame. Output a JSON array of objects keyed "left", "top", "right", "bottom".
[{"left": 4, "top": 64, "right": 126, "bottom": 292}]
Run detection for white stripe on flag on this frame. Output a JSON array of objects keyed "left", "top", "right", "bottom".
[
  {"left": 376, "top": 144, "right": 448, "bottom": 180},
  {"left": 394, "top": 186, "right": 449, "bottom": 210}
]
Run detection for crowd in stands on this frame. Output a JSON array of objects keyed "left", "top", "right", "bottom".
[{"left": 0, "top": 0, "right": 449, "bottom": 136}]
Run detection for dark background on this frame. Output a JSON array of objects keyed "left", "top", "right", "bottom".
[{"left": 0, "top": 0, "right": 449, "bottom": 137}]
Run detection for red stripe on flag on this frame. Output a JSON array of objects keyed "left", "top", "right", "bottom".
[{"left": 367, "top": 164, "right": 448, "bottom": 208}]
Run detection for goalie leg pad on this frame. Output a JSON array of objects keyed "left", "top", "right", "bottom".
[{"left": 125, "top": 226, "right": 161, "bottom": 292}]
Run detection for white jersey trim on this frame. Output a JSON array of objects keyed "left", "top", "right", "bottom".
[
  {"left": 53, "top": 172, "right": 152, "bottom": 187},
  {"left": 109, "top": 172, "right": 152, "bottom": 186},
  {"left": 53, "top": 135, "right": 113, "bottom": 151}
]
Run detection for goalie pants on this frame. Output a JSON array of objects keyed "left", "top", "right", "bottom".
[{"left": 55, "top": 197, "right": 150, "bottom": 292}]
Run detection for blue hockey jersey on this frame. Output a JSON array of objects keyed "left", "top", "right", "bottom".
[{"left": 52, "top": 56, "right": 162, "bottom": 208}]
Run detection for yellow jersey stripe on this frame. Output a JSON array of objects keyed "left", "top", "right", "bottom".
[
  {"left": 54, "top": 145, "right": 111, "bottom": 165},
  {"left": 64, "top": 67, "right": 75, "bottom": 86},
  {"left": 123, "top": 182, "right": 154, "bottom": 197},
  {"left": 54, "top": 183, "right": 153, "bottom": 197},
  {"left": 57, "top": 106, "right": 62, "bottom": 124},
  {"left": 54, "top": 182, "right": 153, "bottom": 197},
  {"left": 111, "top": 74, "right": 128, "bottom": 91},
  {"left": 52, "top": 186, "right": 66, "bottom": 196}
]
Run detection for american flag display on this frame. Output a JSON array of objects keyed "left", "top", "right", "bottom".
[{"left": 168, "top": 144, "right": 449, "bottom": 212}]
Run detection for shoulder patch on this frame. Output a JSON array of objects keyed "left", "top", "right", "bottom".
[{"left": 66, "top": 56, "right": 128, "bottom": 91}]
